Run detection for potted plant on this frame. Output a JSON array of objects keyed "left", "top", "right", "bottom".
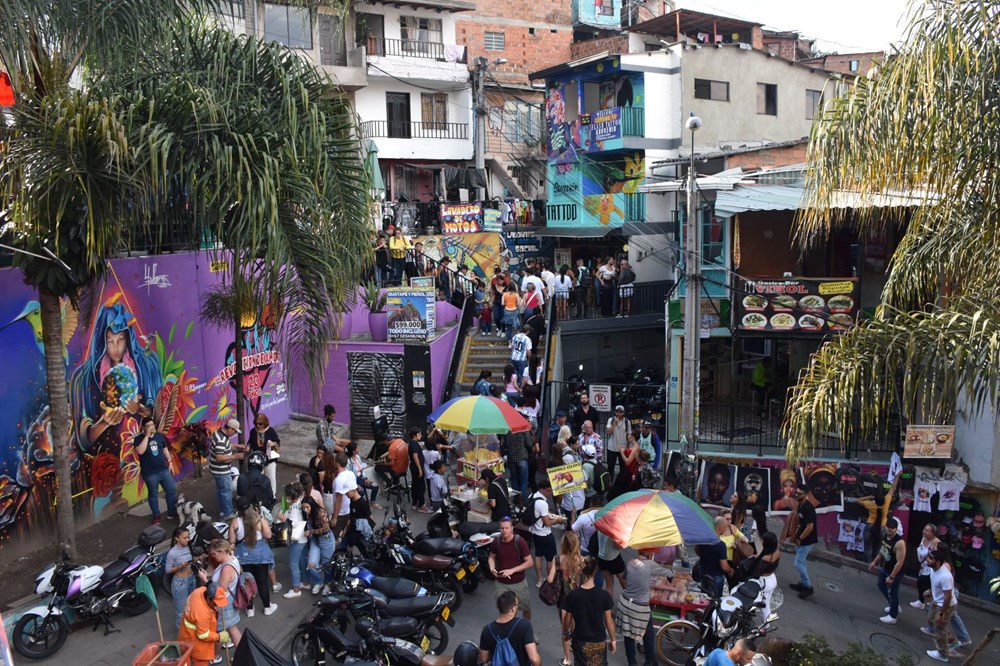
[{"left": 363, "top": 280, "right": 388, "bottom": 342}]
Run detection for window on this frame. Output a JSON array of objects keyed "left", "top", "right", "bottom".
[
  {"left": 805, "top": 89, "right": 823, "bottom": 120},
  {"left": 757, "top": 82, "right": 777, "bottom": 115},
  {"left": 599, "top": 0, "right": 615, "bottom": 16},
  {"left": 264, "top": 3, "right": 312, "bottom": 49},
  {"left": 484, "top": 31, "right": 505, "bottom": 51},
  {"left": 849, "top": 59, "right": 860, "bottom": 72},
  {"left": 694, "top": 78, "right": 729, "bottom": 102},
  {"left": 421, "top": 93, "right": 448, "bottom": 128},
  {"left": 503, "top": 100, "right": 542, "bottom": 145},
  {"left": 702, "top": 210, "right": 724, "bottom": 265},
  {"left": 400, "top": 16, "right": 443, "bottom": 45}
]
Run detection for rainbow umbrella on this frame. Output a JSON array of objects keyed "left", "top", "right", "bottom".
[
  {"left": 427, "top": 396, "right": 531, "bottom": 435},
  {"left": 594, "top": 490, "right": 720, "bottom": 549}
]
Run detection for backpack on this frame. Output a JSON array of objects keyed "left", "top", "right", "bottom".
[
  {"left": 488, "top": 618, "right": 522, "bottom": 666},
  {"left": 233, "top": 569, "right": 258, "bottom": 611},
  {"left": 520, "top": 492, "right": 543, "bottom": 528},
  {"left": 586, "top": 460, "right": 611, "bottom": 494},
  {"left": 587, "top": 528, "right": 599, "bottom": 557}
]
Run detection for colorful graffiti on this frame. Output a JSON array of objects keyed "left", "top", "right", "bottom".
[
  {"left": 412, "top": 233, "right": 508, "bottom": 282},
  {"left": 0, "top": 252, "right": 289, "bottom": 560}
]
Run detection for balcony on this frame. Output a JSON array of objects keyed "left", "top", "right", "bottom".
[
  {"left": 621, "top": 106, "right": 644, "bottom": 137},
  {"left": 320, "top": 44, "right": 367, "bottom": 90},
  {"left": 361, "top": 121, "right": 469, "bottom": 140},
  {"left": 366, "top": 37, "right": 467, "bottom": 63}
]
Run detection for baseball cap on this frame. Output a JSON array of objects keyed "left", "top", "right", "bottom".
[
  {"left": 225, "top": 418, "right": 241, "bottom": 434},
  {"left": 615, "top": 405, "right": 625, "bottom": 412},
  {"left": 582, "top": 444, "right": 597, "bottom": 458},
  {"left": 556, "top": 410, "right": 568, "bottom": 417},
  {"left": 208, "top": 582, "right": 230, "bottom": 608},
  {"left": 642, "top": 420, "right": 652, "bottom": 427}
]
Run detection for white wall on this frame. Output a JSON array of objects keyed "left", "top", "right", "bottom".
[
  {"left": 955, "top": 398, "right": 1000, "bottom": 487},
  {"left": 680, "top": 46, "right": 837, "bottom": 152}
]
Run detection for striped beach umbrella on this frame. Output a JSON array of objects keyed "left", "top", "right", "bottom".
[
  {"left": 594, "top": 489, "right": 720, "bottom": 549},
  {"left": 427, "top": 395, "right": 531, "bottom": 435}
]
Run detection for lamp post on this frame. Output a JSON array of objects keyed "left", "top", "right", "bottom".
[
  {"left": 472, "top": 57, "right": 507, "bottom": 202},
  {"left": 679, "top": 113, "right": 703, "bottom": 455}
]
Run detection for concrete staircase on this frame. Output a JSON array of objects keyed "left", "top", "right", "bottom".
[{"left": 456, "top": 329, "right": 545, "bottom": 392}]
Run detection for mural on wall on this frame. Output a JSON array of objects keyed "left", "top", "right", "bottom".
[
  {"left": 0, "top": 253, "right": 289, "bottom": 558},
  {"left": 547, "top": 153, "right": 646, "bottom": 228},
  {"left": 413, "top": 233, "right": 509, "bottom": 282}
]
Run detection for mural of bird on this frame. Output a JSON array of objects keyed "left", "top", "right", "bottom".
[{"left": 0, "top": 299, "right": 78, "bottom": 364}]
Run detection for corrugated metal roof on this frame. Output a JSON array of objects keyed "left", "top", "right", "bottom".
[{"left": 715, "top": 184, "right": 806, "bottom": 218}]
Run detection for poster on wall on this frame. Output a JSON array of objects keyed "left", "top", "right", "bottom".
[
  {"left": 440, "top": 202, "right": 483, "bottom": 234},
  {"left": 503, "top": 230, "right": 555, "bottom": 270},
  {"left": 904, "top": 425, "right": 955, "bottom": 460},
  {"left": 699, "top": 461, "right": 736, "bottom": 507},
  {"left": 735, "top": 467, "right": 772, "bottom": 513},
  {"left": 413, "top": 233, "right": 508, "bottom": 281},
  {"left": 769, "top": 465, "right": 802, "bottom": 514},
  {"left": 386, "top": 288, "right": 436, "bottom": 342},
  {"left": 803, "top": 463, "right": 844, "bottom": 513},
  {"left": 554, "top": 248, "right": 572, "bottom": 269},
  {"left": 482, "top": 208, "right": 503, "bottom": 233},
  {"left": 581, "top": 108, "right": 622, "bottom": 143},
  {"left": 737, "top": 277, "right": 860, "bottom": 334}
]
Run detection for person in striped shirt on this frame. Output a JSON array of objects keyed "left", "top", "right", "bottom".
[{"left": 210, "top": 419, "right": 245, "bottom": 519}]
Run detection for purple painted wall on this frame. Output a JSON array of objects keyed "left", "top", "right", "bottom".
[{"left": 0, "top": 251, "right": 290, "bottom": 562}]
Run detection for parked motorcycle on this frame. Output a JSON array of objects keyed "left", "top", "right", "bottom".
[
  {"left": 412, "top": 508, "right": 482, "bottom": 593},
  {"left": 655, "top": 577, "right": 778, "bottom": 666},
  {"left": 13, "top": 525, "right": 166, "bottom": 660},
  {"left": 291, "top": 613, "right": 426, "bottom": 666}
]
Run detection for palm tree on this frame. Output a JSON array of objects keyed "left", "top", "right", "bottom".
[
  {"left": 784, "top": 1, "right": 1000, "bottom": 466},
  {"left": 0, "top": 2, "right": 371, "bottom": 557}
]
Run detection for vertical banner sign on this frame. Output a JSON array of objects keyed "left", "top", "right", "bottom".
[
  {"left": 403, "top": 345, "right": 433, "bottom": 433},
  {"left": 482, "top": 208, "right": 503, "bottom": 232},
  {"left": 440, "top": 202, "right": 483, "bottom": 234},
  {"left": 386, "top": 288, "right": 436, "bottom": 342}
]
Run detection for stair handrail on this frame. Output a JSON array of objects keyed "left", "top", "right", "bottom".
[
  {"left": 441, "top": 292, "right": 476, "bottom": 402},
  {"left": 537, "top": 286, "right": 558, "bottom": 456}
]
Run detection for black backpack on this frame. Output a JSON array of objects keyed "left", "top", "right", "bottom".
[
  {"left": 520, "top": 492, "right": 543, "bottom": 527},
  {"left": 587, "top": 460, "right": 611, "bottom": 494}
]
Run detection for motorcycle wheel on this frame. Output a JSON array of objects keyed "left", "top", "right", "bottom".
[
  {"left": 290, "top": 630, "right": 321, "bottom": 666},
  {"left": 119, "top": 591, "right": 153, "bottom": 616},
  {"left": 445, "top": 575, "right": 464, "bottom": 612},
  {"left": 13, "top": 612, "right": 69, "bottom": 660},
  {"left": 424, "top": 620, "right": 449, "bottom": 655},
  {"left": 656, "top": 619, "right": 700, "bottom": 666}
]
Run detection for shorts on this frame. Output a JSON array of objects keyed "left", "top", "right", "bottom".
[
  {"left": 598, "top": 554, "right": 625, "bottom": 576},
  {"left": 494, "top": 577, "right": 531, "bottom": 614},
  {"left": 619, "top": 284, "right": 634, "bottom": 298},
  {"left": 216, "top": 590, "right": 240, "bottom": 630},
  {"left": 532, "top": 532, "right": 557, "bottom": 561},
  {"left": 555, "top": 291, "right": 569, "bottom": 300}
]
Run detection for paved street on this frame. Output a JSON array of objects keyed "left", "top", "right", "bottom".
[{"left": 10, "top": 500, "right": 1000, "bottom": 665}]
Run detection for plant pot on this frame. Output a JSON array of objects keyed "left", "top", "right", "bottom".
[
  {"left": 334, "top": 311, "right": 352, "bottom": 340},
  {"left": 368, "top": 312, "right": 388, "bottom": 342}
]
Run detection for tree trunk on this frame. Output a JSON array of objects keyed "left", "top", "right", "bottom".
[
  {"left": 232, "top": 252, "right": 246, "bottom": 449},
  {"left": 963, "top": 626, "right": 999, "bottom": 665},
  {"left": 38, "top": 287, "right": 77, "bottom": 559}
]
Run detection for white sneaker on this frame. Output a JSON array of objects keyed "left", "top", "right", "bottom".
[
  {"left": 879, "top": 614, "right": 897, "bottom": 624},
  {"left": 283, "top": 589, "right": 302, "bottom": 599},
  {"left": 272, "top": 583, "right": 282, "bottom": 593},
  {"left": 264, "top": 603, "right": 278, "bottom": 616},
  {"left": 246, "top": 606, "right": 255, "bottom": 618},
  {"left": 926, "top": 649, "right": 949, "bottom": 663},
  {"left": 884, "top": 606, "right": 896, "bottom": 614},
  {"left": 311, "top": 584, "right": 322, "bottom": 595},
  {"left": 910, "top": 600, "right": 925, "bottom": 609}
]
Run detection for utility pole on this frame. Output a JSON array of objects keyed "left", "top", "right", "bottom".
[
  {"left": 473, "top": 57, "right": 487, "bottom": 202},
  {"left": 679, "top": 113, "right": 703, "bottom": 454}
]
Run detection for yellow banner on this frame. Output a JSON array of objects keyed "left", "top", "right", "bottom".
[{"left": 548, "top": 462, "right": 587, "bottom": 496}]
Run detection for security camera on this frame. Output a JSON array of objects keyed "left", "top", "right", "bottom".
[{"left": 685, "top": 114, "right": 703, "bottom": 131}]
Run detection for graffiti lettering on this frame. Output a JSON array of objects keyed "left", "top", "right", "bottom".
[
  {"left": 141, "top": 263, "right": 172, "bottom": 292},
  {"left": 552, "top": 182, "right": 579, "bottom": 196},
  {"left": 215, "top": 350, "right": 281, "bottom": 384},
  {"left": 546, "top": 204, "right": 578, "bottom": 222}
]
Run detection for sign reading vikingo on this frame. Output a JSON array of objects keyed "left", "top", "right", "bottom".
[{"left": 386, "top": 288, "right": 436, "bottom": 342}]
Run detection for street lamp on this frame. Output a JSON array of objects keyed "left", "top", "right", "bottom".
[
  {"left": 679, "top": 113, "right": 702, "bottom": 459},
  {"left": 473, "top": 58, "right": 507, "bottom": 201}
]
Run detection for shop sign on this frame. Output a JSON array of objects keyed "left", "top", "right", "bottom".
[
  {"left": 386, "top": 288, "right": 436, "bottom": 342},
  {"left": 482, "top": 208, "right": 502, "bottom": 232},
  {"left": 581, "top": 108, "right": 622, "bottom": 142},
  {"left": 440, "top": 202, "right": 483, "bottom": 234},
  {"left": 737, "top": 277, "right": 859, "bottom": 334},
  {"left": 904, "top": 425, "right": 955, "bottom": 460}
]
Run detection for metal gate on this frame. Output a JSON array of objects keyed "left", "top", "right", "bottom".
[{"left": 348, "top": 352, "right": 406, "bottom": 439}]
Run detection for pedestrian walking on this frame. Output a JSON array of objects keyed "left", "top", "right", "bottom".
[
  {"left": 229, "top": 495, "right": 277, "bottom": 617},
  {"left": 166, "top": 527, "right": 197, "bottom": 629},
  {"left": 330, "top": 452, "right": 358, "bottom": 546},
  {"left": 209, "top": 419, "right": 244, "bottom": 519},
  {"left": 134, "top": 416, "right": 178, "bottom": 525},
  {"left": 478, "top": 591, "right": 542, "bottom": 666},
  {"left": 616, "top": 549, "right": 673, "bottom": 666},
  {"left": 247, "top": 413, "right": 280, "bottom": 498},
  {"left": 302, "top": 499, "right": 335, "bottom": 594},
  {"left": 527, "top": 480, "right": 567, "bottom": 585},
  {"left": 275, "top": 482, "right": 308, "bottom": 598},
  {"left": 788, "top": 483, "right": 818, "bottom": 599},
  {"left": 406, "top": 427, "right": 429, "bottom": 512},
  {"left": 604, "top": 406, "right": 628, "bottom": 481},
  {"left": 919, "top": 545, "right": 973, "bottom": 656},
  {"left": 870, "top": 517, "right": 906, "bottom": 624},
  {"left": 911, "top": 523, "right": 940, "bottom": 609},
  {"left": 562, "top": 556, "right": 616, "bottom": 666},
  {"left": 510, "top": 326, "right": 532, "bottom": 379},
  {"left": 503, "top": 426, "right": 533, "bottom": 506},
  {"left": 925, "top": 546, "right": 959, "bottom": 662},
  {"left": 755, "top": 532, "right": 781, "bottom": 623},
  {"left": 488, "top": 518, "right": 534, "bottom": 620}
]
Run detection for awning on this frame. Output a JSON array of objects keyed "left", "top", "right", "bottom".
[
  {"left": 533, "top": 226, "right": 612, "bottom": 238},
  {"left": 714, "top": 184, "right": 805, "bottom": 218}
]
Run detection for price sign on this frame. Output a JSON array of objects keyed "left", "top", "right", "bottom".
[{"left": 589, "top": 384, "right": 612, "bottom": 410}]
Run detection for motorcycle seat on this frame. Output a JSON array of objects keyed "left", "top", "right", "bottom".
[
  {"left": 382, "top": 595, "right": 445, "bottom": 617},
  {"left": 414, "top": 537, "right": 466, "bottom": 557},
  {"left": 319, "top": 594, "right": 351, "bottom": 607},
  {"left": 412, "top": 553, "right": 454, "bottom": 570},
  {"left": 457, "top": 521, "right": 498, "bottom": 540},
  {"left": 118, "top": 545, "right": 146, "bottom": 563},
  {"left": 733, "top": 580, "right": 762, "bottom": 609},
  {"left": 371, "top": 576, "right": 422, "bottom": 598},
  {"left": 378, "top": 616, "right": 420, "bottom": 637},
  {"left": 100, "top": 559, "right": 130, "bottom": 584},
  {"left": 422, "top": 656, "right": 453, "bottom": 666}
]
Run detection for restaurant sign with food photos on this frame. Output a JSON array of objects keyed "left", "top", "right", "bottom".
[
  {"left": 737, "top": 277, "right": 860, "bottom": 335},
  {"left": 904, "top": 425, "right": 955, "bottom": 460}
]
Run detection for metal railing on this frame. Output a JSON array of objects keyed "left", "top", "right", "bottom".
[
  {"left": 361, "top": 121, "right": 470, "bottom": 140},
  {"left": 365, "top": 37, "right": 466, "bottom": 63},
  {"left": 621, "top": 106, "right": 645, "bottom": 136},
  {"left": 583, "top": 278, "right": 673, "bottom": 318},
  {"left": 442, "top": 293, "right": 476, "bottom": 402}
]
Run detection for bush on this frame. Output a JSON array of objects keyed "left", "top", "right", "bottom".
[{"left": 788, "top": 633, "right": 914, "bottom": 666}]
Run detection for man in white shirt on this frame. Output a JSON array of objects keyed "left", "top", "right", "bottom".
[
  {"left": 925, "top": 547, "right": 959, "bottom": 662},
  {"left": 605, "top": 405, "right": 629, "bottom": 481},
  {"left": 527, "top": 479, "right": 566, "bottom": 584},
  {"left": 539, "top": 262, "right": 556, "bottom": 299},
  {"left": 510, "top": 326, "right": 533, "bottom": 378},
  {"left": 520, "top": 268, "right": 546, "bottom": 307},
  {"left": 331, "top": 452, "right": 358, "bottom": 544}
]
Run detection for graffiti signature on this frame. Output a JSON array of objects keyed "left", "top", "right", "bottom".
[{"left": 141, "top": 263, "right": 172, "bottom": 292}]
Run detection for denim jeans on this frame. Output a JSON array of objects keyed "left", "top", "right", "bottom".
[
  {"left": 623, "top": 614, "right": 655, "bottom": 666},
  {"left": 951, "top": 610, "right": 971, "bottom": 644},
  {"left": 877, "top": 569, "right": 903, "bottom": 618},
  {"left": 287, "top": 541, "right": 307, "bottom": 589},
  {"left": 508, "top": 460, "right": 529, "bottom": 503},
  {"left": 794, "top": 543, "right": 815, "bottom": 588},
  {"left": 511, "top": 359, "right": 527, "bottom": 378},
  {"left": 170, "top": 574, "right": 196, "bottom": 629},
  {"left": 307, "top": 532, "right": 336, "bottom": 586},
  {"left": 213, "top": 472, "right": 233, "bottom": 519},
  {"left": 142, "top": 469, "right": 177, "bottom": 518}
]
